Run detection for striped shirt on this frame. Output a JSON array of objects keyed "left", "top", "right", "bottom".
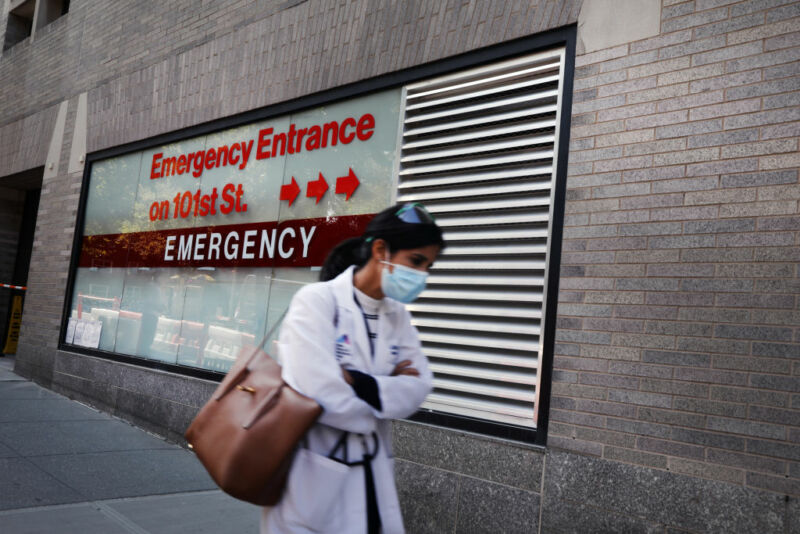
[{"left": 354, "top": 287, "right": 381, "bottom": 357}]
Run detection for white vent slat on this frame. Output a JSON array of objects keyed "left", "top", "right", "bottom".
[
  {"left": 423, "top": 196, "right": 552, "bottom": 214},
  {"left": 418, "top": 332, "right": 538, "bottom": 352},
  {"left": 419, "top": 289, "right": 543, "bottom": 303},
  {"left": 434, "top": 212, "right": 551, "bottom": 228},
  {"left": 432, "top": 377, "right": 536, "bottom": 403},
  {"left": 439, "top": 227, "right": 549, "bottom": 242},
  {"left": 403, "top": 121, "right": 556, "bottom": 150},
  {"left": 405, "top": 74, "right": 561, "bottom": 111},
  {"left": 398, "top": 180, "right": 552, "bottom": 203},
  {"left": 406, "top": 302, "right": 542, "bottom": 319},
  {"left": 407, "top": 58, "right": 561, "bottom": 100},
  {"left": 399, "top": 149, "right": 554, "bottom": 175},
  {"left": 401, "top": 134, "right": 554, "bottom": 163},
  {"left": 398, "top": 47, "right": 565, "bottom": 430},
  {"left": 405, "top": 96, "right": 558, "bottom": 125},
  {"left": 425, "top": 392, "right": 534, "bottom": 416},
  {"left": 397, "top": 166, "right": 552, "bottom": 189},
  {"left": 427, "top": 274, "right": 544, "bottom": 286},
  {"left": 429, "top": 362, "right": 537, "bottom": 386},
  {"left": 407, "top": 48, "right": 562, "bottom": 91},
  {"left": 440, "top": 243, "right": 547, "bottom": 256},
  {"left": 431, "top": 258, "right": 546, "bottom": 270},
  {"left": 405, "top": 109, "right": 556, "bottom": 137},
  {"left": 423, "top": 346, "right": 540, "bottom": 368},
  {"left": 422, "top": 394, "right": 533, "bottom": 426},
  {"left": 412, "top": 316, "right": 540, "bottom": 336}
]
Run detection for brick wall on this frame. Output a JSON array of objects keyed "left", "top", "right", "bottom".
[
  {"left": 0, "top": 103, "right": 56, "bottom": 178},
  {"left": 13, "top": 97, "right": 77, "bottom": 383},
  {"left": 0, "top": 0, "right": 581, "bottom": 148},
  {"left": 553, "top": 0, "right": 800, "bottom": 497}
]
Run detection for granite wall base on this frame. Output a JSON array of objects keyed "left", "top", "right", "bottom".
[
  {"left": 394, "top": 421, "right": 797, "bottom": 534},
  {"left": 44, "top": 350, "right": 216, "bottom": 444},
  {"left": 14, "top": 343, "right": 56, "bottom": 389}
]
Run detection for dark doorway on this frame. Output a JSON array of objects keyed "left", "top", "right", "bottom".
[{"left": 1, "top": 167, "right": 42, "bottom": 355}]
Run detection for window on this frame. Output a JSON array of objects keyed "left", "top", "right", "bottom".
[
  {"left": 4, "top": 0, "right": 69, "bottom": 51},
  {"left": 397, "top": 48, "right": 569, "bottom": 431},
  {"left": 4, "top": 0, "right": 35, "bottom": 50},
  {"left": 34, "top": 0, "right": 69, "bottom": 28}
]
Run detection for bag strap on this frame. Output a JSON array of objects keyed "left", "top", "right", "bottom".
[
  {"left": 213, "top": 308, "right": 290, "bottom": 401},
  {"left": 215, "top": 284, "right": 319, "bottom": 401},
  {"left": 243, "top": 283, "right": 336, "bottom": 369},
  {"left": 243, "top": 308, "right": 290, "bottom": 370}
]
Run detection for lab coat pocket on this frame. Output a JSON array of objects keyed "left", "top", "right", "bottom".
[{"left": 282, "top": 448, "right": 349, "bottom": 531}]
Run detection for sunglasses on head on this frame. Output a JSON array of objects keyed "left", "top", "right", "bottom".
[{"left": 395, "top": 202, "right": 436, "bottom": 224}]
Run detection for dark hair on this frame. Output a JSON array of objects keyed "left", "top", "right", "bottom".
[
  {"left": 320, "top": 203, "right": 444, "bottom": 281},
  {"left": 319, "top": 237, "right": 366, "bottom": 282}
]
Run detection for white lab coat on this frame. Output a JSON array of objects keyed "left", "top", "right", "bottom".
[{"left": 261, "top": 266, "right": 433, "bottom": 534}]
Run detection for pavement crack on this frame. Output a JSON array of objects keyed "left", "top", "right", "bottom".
[{"left": 94, "top": 501, "right": 152, "bottom": 534}]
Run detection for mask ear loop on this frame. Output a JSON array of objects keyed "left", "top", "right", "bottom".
[
  {"left": 381, "top": 244, "right": 393, "bottom": 273},
  {"left": 367, "top": 236, "right": 392, "bottom": 272}
]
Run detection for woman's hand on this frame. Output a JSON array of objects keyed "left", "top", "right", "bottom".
[
  {"left": 341, "top": 367, "right": 354, "bottom": 385},
  {"left": 391, "top": 360, "right": 420, "bottom": 377}
]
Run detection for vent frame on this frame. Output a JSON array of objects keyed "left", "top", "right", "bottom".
[{"left": 395, "top": 45, "right": 571, "bottom": 436}]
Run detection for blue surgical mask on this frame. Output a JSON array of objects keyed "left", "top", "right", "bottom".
[{"left": 380, "top": 260, "right": 428, "bottom": 303}]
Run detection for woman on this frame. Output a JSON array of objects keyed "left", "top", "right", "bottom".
[{"left": 262, "top": 202, "right": 444, "bottom": 534}]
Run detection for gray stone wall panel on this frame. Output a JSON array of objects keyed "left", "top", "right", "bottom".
[
  {"left": 49, "top": 350, "right": 217, "bottom": 444},
  {"left": 542, "top": 450, "right": 786, "bottom": 533},
  {"left": 394, "top": 460, "right": 459, "bottom": 534},
  {"left": 455, "top": 476, "right": 540, "bottom": 534},
  {"left": 541, "top": 497, "right": 663, "bottom": 533},
  {"left": 393, "top": 421, "right": 544, "bottom": 492}
]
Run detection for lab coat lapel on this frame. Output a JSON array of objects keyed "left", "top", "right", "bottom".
[
  {"left": 350, "top": 297, "right": 373, "bottom": 373},
  {"left": 332, "top": 267, "right": 372, "bottom": 373},
  {"left": 372, "top": 302, "right": 398, "bottom": 375}
]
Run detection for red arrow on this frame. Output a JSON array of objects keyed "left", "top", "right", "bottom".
[
  {"left": 335, "top": 168, "right": 360, "bottom": 201},
  {"left": 306, "top": 172, "right": 329, "bottom": 204},
  {"left": 280, "top": 176, "right": 300, "bottom": 206}
]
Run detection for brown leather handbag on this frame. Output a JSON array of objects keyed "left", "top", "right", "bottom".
[{"left": 185, "top": 322, "right": 322, "bottom": 506}]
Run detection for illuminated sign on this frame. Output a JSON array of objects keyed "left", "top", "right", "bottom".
[{"left": 79, "top": 90, "right": 402, "bottom": 269}]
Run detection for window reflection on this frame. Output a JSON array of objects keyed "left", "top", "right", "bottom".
[
  {"left": 67, "top": 266, "right": 299, "bottom": 373},
  {"left": 70, "top": 267, "right": 125, "bottom": 351}
]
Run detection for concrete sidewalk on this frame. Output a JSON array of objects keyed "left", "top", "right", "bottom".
[{"left": 0, "top": 356, "right": 260, "bottom": 533}]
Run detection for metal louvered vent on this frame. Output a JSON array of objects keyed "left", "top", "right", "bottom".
[{"left": 396, "top": 47, "right": 567, "bottom": 428}]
